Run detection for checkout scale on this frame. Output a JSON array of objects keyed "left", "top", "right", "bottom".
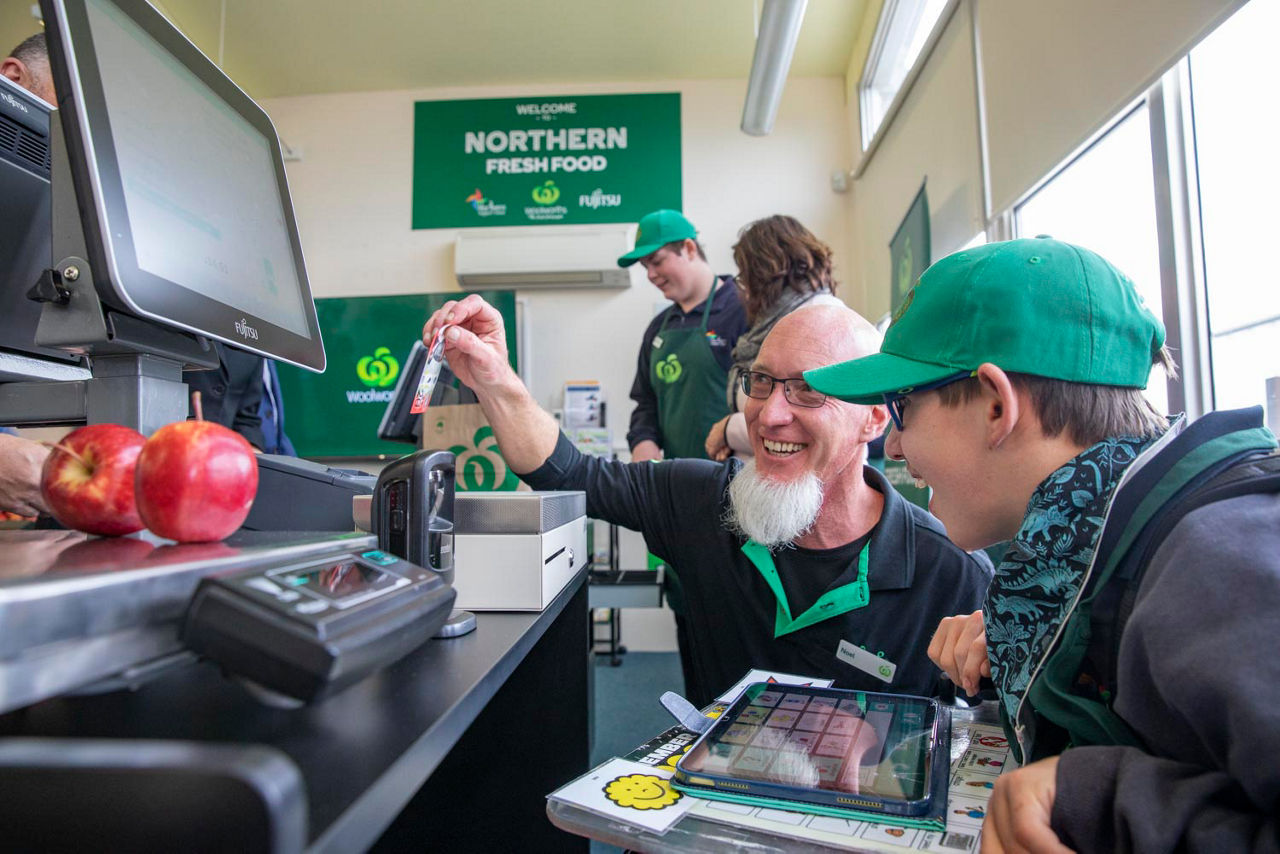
[{"left": 0, "top": 450, "right": 459, "bottom": 713}]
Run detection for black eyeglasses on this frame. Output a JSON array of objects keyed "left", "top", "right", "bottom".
[
  {"left": 740, "top": 371, "right": 828, "bottom": 408},
  {"left": 882, "top": 370, "right": 977, "bottom": 430}
]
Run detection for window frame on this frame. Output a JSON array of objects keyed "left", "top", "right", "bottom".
[{"left": 857, "top": 0, "right": 959, "bottom": 154}]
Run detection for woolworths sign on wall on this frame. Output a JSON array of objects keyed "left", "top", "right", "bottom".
[{"left": 412, "top": 93, "right": 681, "bottom": 228}]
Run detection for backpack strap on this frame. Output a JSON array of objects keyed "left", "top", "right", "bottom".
[
  {"left": 1093, "top": 450, "right": 1280, "bottom": 696},
  {"left": 1026, "top": 409, "right": 1276, "bottom": 754},
  {"left": 1091, "top": 409, "right": 1275, "bottom": 591}
]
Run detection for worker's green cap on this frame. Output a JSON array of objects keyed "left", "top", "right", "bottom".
[
  {"left": 617, "top": 209, "right": 698, "bottom": 267},
  {"left": 804, "top": 236, "right": 1166, "bottom": 404}
]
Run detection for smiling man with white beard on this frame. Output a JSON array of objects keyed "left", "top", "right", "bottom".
[
  {"left": 724, "top": 459, "right": 825, "bottom": 547},
  {"left": 423, "top": 298, "right": 992, "bottom": 707}
]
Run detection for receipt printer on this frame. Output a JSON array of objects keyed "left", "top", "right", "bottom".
[{"left": 452, "top": 491, "right": 585, "bottom": 611}]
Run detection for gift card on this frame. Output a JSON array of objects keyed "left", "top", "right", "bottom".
[{"left": 411, "top": 324, "right": 451, "bottom": 414}]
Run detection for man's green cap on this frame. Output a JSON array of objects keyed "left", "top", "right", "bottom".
[
  {"left": 805, "top": 236, "right": 1166, "bottom": 404},
  {"left": 617, "top": 209, "right": 698, "bottom": 267}
]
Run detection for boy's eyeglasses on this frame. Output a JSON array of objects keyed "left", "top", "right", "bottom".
[
  {"left": 883, "top": 370, "right": 977, "bottom": 430},
  {"left": 740, "top": 371, "right": 827, "bottom": 408}
]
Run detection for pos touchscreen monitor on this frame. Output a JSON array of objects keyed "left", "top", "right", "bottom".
[{"left": 40, "top": 0, "right": 325, "bottom": 371}]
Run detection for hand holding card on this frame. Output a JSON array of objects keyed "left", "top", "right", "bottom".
[{"left": 421, "top": 295, "right": 514, "bottom": 395}]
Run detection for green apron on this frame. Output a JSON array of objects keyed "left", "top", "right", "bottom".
[
  {"left": 650, "top": 282, "right": 732, "bottom": 461},
  {"left": 649, "top": 282, "right": 732, "bottom": 617}
]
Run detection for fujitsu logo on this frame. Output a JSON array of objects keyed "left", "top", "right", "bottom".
[
  {"left": 234, "top": 318, "right": 259, "bottom": 340},
  {"left": 1, "top": 91, "right": 28, "bottom": 113}
]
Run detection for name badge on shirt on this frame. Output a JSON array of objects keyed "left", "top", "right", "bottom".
[
  {"left": 652, "top": 335, "right": 664, "bottom": 349},
  {"left": 837, "top": 639, "right": 897, "bottom": 684}
]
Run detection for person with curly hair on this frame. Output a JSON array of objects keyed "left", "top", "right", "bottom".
[{"left": 705, "top": 215, "right": 843, "bottom": 461}]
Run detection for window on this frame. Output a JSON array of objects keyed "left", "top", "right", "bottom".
[
  {"left": 858, "top": 0, "right": 950, "bottom": 149},
  {"left": 1188, "top": 0, "right": 1280, "bottom": 411},
  {"left": 1015, "top": 105, "right": 1168, "bottom": 415}
]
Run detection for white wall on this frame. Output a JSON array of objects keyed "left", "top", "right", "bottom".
[
  {"left": 261, "top": 76, "right": 853, "bottom": 435},
  {"left": 260, "top": 76, "right": 854, "bottom": 651}
]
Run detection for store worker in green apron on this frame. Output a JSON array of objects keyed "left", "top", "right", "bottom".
[
  {"left": 618, "top": 210, "right": 748, "bottom": 705},
  {"left": 619, "top": 209, "right": 747, "bottom": 463}
]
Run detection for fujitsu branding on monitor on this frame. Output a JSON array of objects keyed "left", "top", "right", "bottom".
[
  {"left": 234, "top": 318, "right": 259, "bottom": 341},
  {"left": 0, "top": 89, "right": 31, "bottom": 114}
]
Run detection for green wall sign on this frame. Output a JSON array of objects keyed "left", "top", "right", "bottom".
[
  {"left": 889, "top": 181, "right": 930, "bottom": 317},
  {"left": 412, "top": 93, "right": 682, "bottom": 229},
  {"left": 276, "top": 292, "right": 517, "bottom": 458}
]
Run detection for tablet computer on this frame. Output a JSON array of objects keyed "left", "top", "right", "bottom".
[{"left": 673, "top": 683, "right": 949, "bottom": 821}]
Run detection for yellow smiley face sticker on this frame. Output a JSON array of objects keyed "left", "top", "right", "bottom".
[{"left": 603, "top": 773, "right": 683, "bottom": 810}]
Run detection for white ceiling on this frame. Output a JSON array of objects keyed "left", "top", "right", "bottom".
[{"left": 3, "top": 0, "right": 871, "bottom": 100}]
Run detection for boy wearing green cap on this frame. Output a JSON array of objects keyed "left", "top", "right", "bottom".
[
  {"left": 618, "top": 209, "right": 747, "bottom": 465},
  {"left": 805, "top": 236, "right": 1280, "bottom": 852}
]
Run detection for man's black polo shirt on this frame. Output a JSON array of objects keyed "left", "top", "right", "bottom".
[{"left": 523, "top": 434, "right": 993, "bottom": 701}]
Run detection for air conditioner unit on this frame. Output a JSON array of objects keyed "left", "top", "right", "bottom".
[{"left": 454, "top": 225, "right": 635, "bottom": 290}]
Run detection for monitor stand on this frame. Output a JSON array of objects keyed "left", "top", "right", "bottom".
[{"left": 0, "top": 114, "right": 217, "bottom": 434}]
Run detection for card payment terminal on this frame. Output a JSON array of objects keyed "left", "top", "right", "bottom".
[{"left": 183, "top": 546, "right": 455, "bottom": 704}]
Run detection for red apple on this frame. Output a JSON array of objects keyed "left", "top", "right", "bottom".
[
  {"left": 40, "top": 424, "right": 147, "bottom": 536},
  {"left": 135, "top": 420, "right": 259, "bottom": 543}
]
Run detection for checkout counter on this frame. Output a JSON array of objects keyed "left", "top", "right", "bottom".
[
  {"left": 0, "top": 472, "right": 593, "bottom": 851},
  {"left": 0, "top": 2, "right": 592, "bottom": 847}
]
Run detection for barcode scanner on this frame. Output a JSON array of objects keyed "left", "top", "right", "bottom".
[{"left": 374, "top": 449, "right": 475, "bottom": 637}]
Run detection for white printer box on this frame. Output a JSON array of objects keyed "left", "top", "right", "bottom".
[
  {"left": 452, "top": 491, "right": 587, "bottom": 611},
  {"left": 453, "top": 519, "right": 586, "bottom": 611}
]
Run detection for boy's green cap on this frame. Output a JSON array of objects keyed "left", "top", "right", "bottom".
[
  {"left": 617, "top": 209, "right": 698, "bottom": 267},
  {"left": 805, "top": 236, "right": 1166, "bottom": 404}
]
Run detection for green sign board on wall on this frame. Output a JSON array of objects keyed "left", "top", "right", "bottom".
[
  {"left": 412, "top": 93, "right": 682, "bottom": 229},
  {"left": 889, "top": 181, "right": 930, "bottom": 318},
  {"left": 276, "top": 292, "right": 517, "bottom": 458}
]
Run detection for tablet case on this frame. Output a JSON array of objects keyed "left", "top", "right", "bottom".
[{"left": 672, "top": 684, "right": 950, "bottom": 831}]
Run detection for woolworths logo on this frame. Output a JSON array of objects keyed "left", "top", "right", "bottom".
[
  {"left": 654, "top": 353, "right": 683, "bottom": 384},
  {"left": 346, "top": 346, "right": 400, "bottom": 404},
  {"left": 435, "top": 424, "right": 519, "bottom": 491},
  {"left": 357, "top": 347, "right": 400, "bottom": 387},
  {"left": 531, "top": 180, "right": 560, "bottom": 204}
]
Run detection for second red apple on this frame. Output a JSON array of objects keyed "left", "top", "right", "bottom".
[
  {"left": 135, "top": 420, "right": 258, "bottom": 543},
  {"left": 40, "top": 423, "right": 147, "bottom": 536}
]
